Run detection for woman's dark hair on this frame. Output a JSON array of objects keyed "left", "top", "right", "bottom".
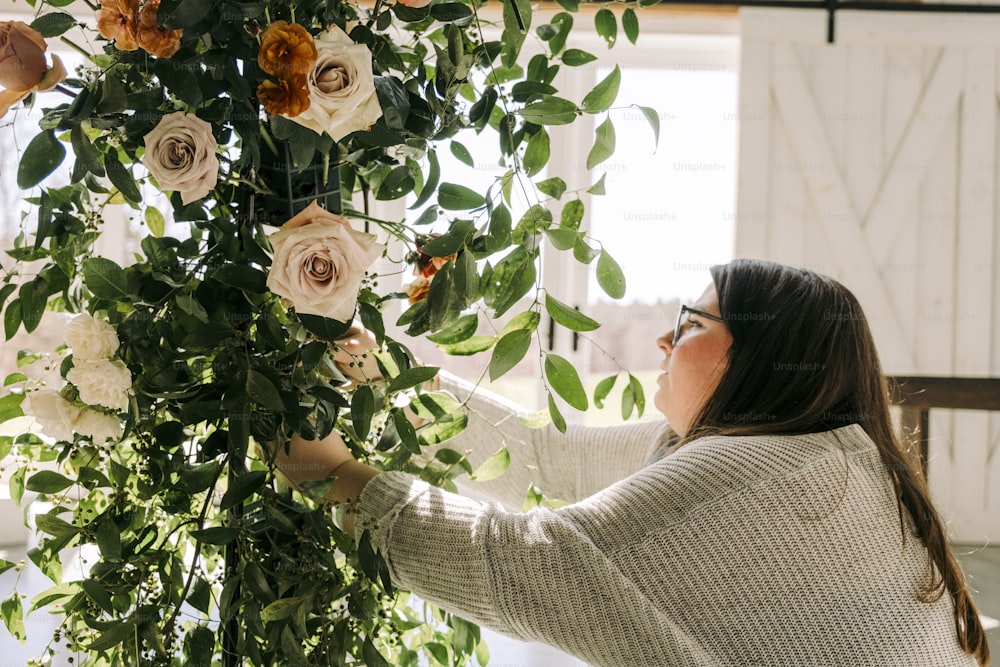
[{"left": 685, "top": 258, "right": 988, "bottom": 665}]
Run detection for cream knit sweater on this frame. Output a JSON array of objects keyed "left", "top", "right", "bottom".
[{"left": 354, "top": 374, "right": 977, "bottom": 666}]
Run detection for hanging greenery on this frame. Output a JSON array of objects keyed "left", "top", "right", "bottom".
[{"left": 0, "top": 0, "right": 656, "bottom": 663}]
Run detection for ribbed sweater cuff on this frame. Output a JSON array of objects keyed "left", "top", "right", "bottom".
[{"left": 352, "top": 471, "right": 507, "bottom": 630}]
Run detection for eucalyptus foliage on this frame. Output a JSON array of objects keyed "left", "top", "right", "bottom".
[{"left": 0, "top": 0, "right": 656, "bottom": 663}]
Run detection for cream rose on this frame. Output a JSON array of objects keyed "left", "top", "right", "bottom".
[
  {"left": 267, "top": 201, "right": 384, "bottom": 321},
  {"left": 284, "top": 25, "right": 383, "bottom": 141},
  {"left": 67, "top": 359, "right": 132, "bottom": 409},
  {"left": 74, "top": 409, "right": 123, "bottom": 444},
  {"left": 65, "top": 313, "right": 120, "bottom": 360},
  {"left": 141, "top": 112, "right": 219, "bottom": 204},
  {"left": 23, "top": 390, "right": 81, "bottom": 443}
]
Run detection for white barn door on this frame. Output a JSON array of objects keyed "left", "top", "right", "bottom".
[{"left": 736, "top": 9, "right": 1000, "bottom": 543}]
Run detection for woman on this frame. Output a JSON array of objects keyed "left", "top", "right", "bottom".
[{"left": 272, "top": 259, "right": 990, "bottom": 666}]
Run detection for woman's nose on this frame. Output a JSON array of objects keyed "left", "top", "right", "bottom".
[{"left": 657, "top": 331, "right": 674, "bottom": 353}]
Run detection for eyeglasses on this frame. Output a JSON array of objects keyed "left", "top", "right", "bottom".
[{"left": 673, "top": 304, "right": 726, "bottom": 347}]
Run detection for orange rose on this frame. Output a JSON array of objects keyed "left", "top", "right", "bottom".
[
  {"left": 406, "top": 276, "right": 431, "bottom": 304},
  {"left": 95, "top": 0, "right": 140, "bottom": 51},
  {"left": 258, "top": 21, "right": 318, "bottom": 79},
  {"left": 397, "top": 0, "right": 432, "bottom": 7},
  {"left": 0, "top": 21, "right": 66, "bottom": 118},
  {"left": 134, "top": 0, "right": 182, "bottom": 59},
  {"left": 257, "top": 74, "right": 311, "bottom": 117}
]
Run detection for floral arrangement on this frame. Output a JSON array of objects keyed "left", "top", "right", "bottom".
[{"left": 0, "top": 0, "right": 656, "bottom": 663}]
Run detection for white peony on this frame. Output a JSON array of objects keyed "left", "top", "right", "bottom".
[
  {"left": 142, "top": 111, "right": 220, "bottom": 205},
  {"left": 267, "top": 201, "right": 384, "bottom": 322},
  {"left": 23, "top": 389, "right": 81, "bottom": 442},
  {"left": 285, "top": 25, "right": 383, "bottom": 141},
  {"left": 74, "top": 409, "right": 123, "bottom": 444},
  {"left": 66, "top": 359, "right": 133, "bottom": 409},
  {"left": 65, "top": 312, "right": 120, "bottom": 360}
]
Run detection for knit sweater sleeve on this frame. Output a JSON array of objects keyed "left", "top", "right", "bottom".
[
  {"left": 428, "top": 371, "right": 670, "bottom": 508},
  {"left": 353, "top": 469, "right": 691, "bottom": 664}
]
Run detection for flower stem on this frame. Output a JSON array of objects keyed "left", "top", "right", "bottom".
[
  {"left": 53, "top": 84, "right": 78, "bottom": 99},
  {"left": 60, "top": 36, "right": 94, "bottom": 60}
]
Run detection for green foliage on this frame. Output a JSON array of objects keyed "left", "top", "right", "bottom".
[{"left": 0, "top": 0, "right": 662, "bottom": 663}]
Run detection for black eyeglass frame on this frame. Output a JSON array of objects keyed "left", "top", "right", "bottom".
[{"left": 673, "top": 305, "right": 726, "bottom": 347}]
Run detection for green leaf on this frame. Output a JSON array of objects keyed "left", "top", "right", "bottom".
[
  {"left": 190, "top": 526, "right": 240, "bottom": 545},
  {"left": 588, "top": 172, "right": 607, "bottom": 195},
  {"left": 34, "top": 514, "right": 80, "bottom": 538},
  {"left": 500, "top": 0, "right": 531, "bottom": 67},
  {"left": 418, "top": 413, "right": 468, "bottom": 446},
  {"left": 393, "top": 409, "right": 420, "bottom": 454},
  {"left": 587, "top": 117, "right": 616, "bottom": 170},
  {"left": 261, "top": 596, "right": 305, "bottom": 622},
  {"left": 96, "top": 518, "right": 122, "bottom": 561},
  {"left": 375, "top": 165, "right": 415, "bottom": 200},
  {"left": 582, "top": 66, "right": 621, "bottom": 113},
  {"left": 364, "top": 637, "right": 393, "bottom": 667},
  {"left": 438, "top": 182, "right": 485, "bottom": 210},
  {"left": 5, "top": 298, "right": 21, "bottom": 340},
  {"left": 412, "top": 149, "right": 440, "bottom": 209},
  {"left": 545, "top": 353, "right": 588, "bottom": 410},
  {"left": 182, "top": 461, "right": 221, "bottom": 494},
  {"left": 26, "top": 471, "right": 74, "bottom": 494},
  {"left": 104, "top": 150, "right": 142, "bottom": 203},
  {"left": 71, "top": 125, "right": 104, "bottom": 178},
  {"left": 0, "top": 392, "right": 23, "bottom": 423},
  {"left": 523, "top": 128, "right": 550, "bottom": 176},
  {"left": 83, "top": 257, "right": 129, "bottom": 301},
  {"left": 246, "top": 370, "right": 286, "bottom": 412},
  {"left": 470, "top": 447, "right": 510, "bottom": 481},
  {"left": 87, "top": 620, "right": 136, "bottom": 651},
  {"left": 549, "top": 12, "right": 573, "bottom": 55},
  {"left": 425, "top": 642, "right": 450, "bottom": 666},
  {"left": 637, "top": 105, "right": 661, "bottom": 148},
  {"left": 594, "top": 374, "right": 618, "bottom": 408},
  {"left": 17, "top": 131, "right": 65, "bottom": 189},
  {"left": 427, "top": 313, "right": 478, "bottom": 344},
  {"left": 450, "top": 141, "right": 474, "bottom": 167},
  {"left": 519, "top": 96, "right": 580, "bottom": 125},
  {"left": 536, "top": 177, "right": 567, "bottom": 200},
  {"left": 562, "top": 49, "right": 597, "bottom": 67},
  {"left": 82, "top": 579, "right": 115, "bottom": 614},
  {"left": 596, "top": 249, "right": 627, "bottom": 299},
  {"left": 387, "top": 366, "right": 440, "bottom": 393},
  {"left": 10, "top": 468, "right": 25, "bottom": 506},
  {"left": 594, "top": 8, "right": 617, "bottom": 48},
  {"left": 213, "top": 264, "right": 268, "bottom": 292},
  {"left": 560, "top": 199, "right": 584, "bottom": 230},
  {"left": 97, "top": 73, "right": 127, "bottom": 113},
  {"left": 298, "top": 314, "right": 351, "bottom": 341},
  {"left": 30, "top": 12, "right": 77, "bottom": 37},
  {"left": 220, "top": 470, "right": 267, "bottom": 511},
  {"left": 547, "top": 392, "right": 566, "bottom": 433},
  {"left": 545, "top": 293, "right": 599, "bottom": 332},
  {"left": 1, "top": 595, "right": 25, "bottom": 642},
  {"left": 145, "top": 206, "right": 166, "bottom": 237},
  {"left": 0, "top": 560, "right": 14, "bottom": 577},
  {"left": 437, "top": 335, "right": 496, "bottom": 355},
  {"left": 501, "top": 310, "right": 541, "bottom": 336},
  {"left": 626, "top": 373, "right": 645, "bottom": 419},
  {"left": 485, "top": 247, "right": 536, "bottom": 317},
  {"left": 622, "top": 7, "right": 639, "bottom": 44},
  {"left": 351, "top": 384, "right": 375, "bottom": 439},
  {"left": 489, "top": 328, "right": 532, "bottom": 381}
]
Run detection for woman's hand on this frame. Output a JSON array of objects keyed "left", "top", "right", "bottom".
[
  {"left": 332, "top": 322, "right": 382, "bottom": 386},
  {"left": 266, "top": 429, "right": 379, "bottom": 507}
]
